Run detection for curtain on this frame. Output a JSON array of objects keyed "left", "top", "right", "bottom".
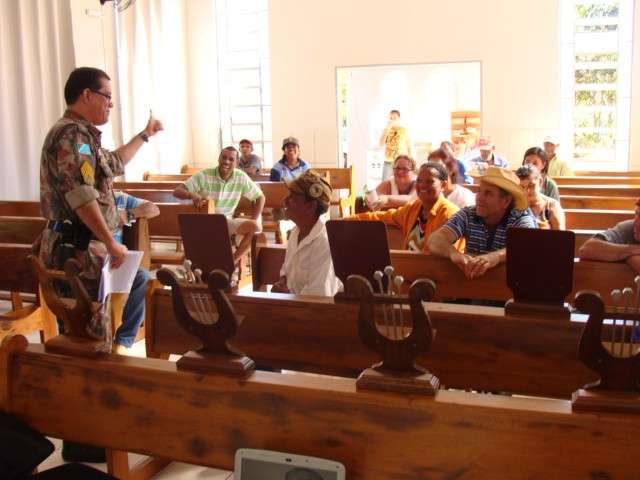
[
  {"left": 0, "top": 0, "right": 76, "bottom": 201},
  {"left": 115, "top": 0, "right": 221, "bottom": 180}
]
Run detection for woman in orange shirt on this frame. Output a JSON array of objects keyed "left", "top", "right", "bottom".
[{"left": 349, "top": 162, "right": 464, "bottom": 253}]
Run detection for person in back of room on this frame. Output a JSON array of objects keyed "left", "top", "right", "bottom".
[
  {"left": 468, "top": 137, "right": 508, "bottom": 173},
  {"left": 428, "top": 167, "right": 537, "bottom": 279},
  {"left": 543, "top": 134, "right": 574, "bottom": 177},
  {"left": 515, "top": 164, "right": 565, "bottom": 230},
  {"left": 349, "top": 162, "right": 463, "bottom": 253},
  {"left": 173, "top": 146, "right": 265, "bottom": 264},
  {"left": 427, "top": 148, "right": 475, "bottom": 208},
  {"left": 238, "top": 138, "right": 262, "bottom": 179},
  {"left": 270, "top": 136, "right": 309, "bottom": 181},
  {"left": 522, "top": 146, "right": 560, "bottom": 201},
  {"left": 271, "top": 170, "right": 342, "bottom": 296},
  {"left": 379, "top": 109, "right": 413, "bottom": 180},
  {"left": 365, "top": 154, "right": 417, "bottom": 211},
  {"left": 440, "top": 140, "right": 471, "bottom": 183}
]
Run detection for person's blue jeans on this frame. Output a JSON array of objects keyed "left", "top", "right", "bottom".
[{"left": 115, "top": 268, "right": 150, "bottom": 347}]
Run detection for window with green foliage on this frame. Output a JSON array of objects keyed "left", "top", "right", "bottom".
[{"left": 560, "top": 0, "right": 634, "bottom": 170}]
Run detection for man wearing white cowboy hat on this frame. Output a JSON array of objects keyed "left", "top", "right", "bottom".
[
  {"left": 428, "top": 166, "right": 537, "bottom": 279},
  {"left": 543, "top": 134, "right": 574, "bottom": 177},
  {"left": 271, "top": 170, "right": 342, "bottom": 296}
]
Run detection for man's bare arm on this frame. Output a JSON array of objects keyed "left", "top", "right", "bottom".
[
  {"left": 131, "top": 201, "right": 160, "bottom": 219},
  {"left": 578, "top": 238, "right": 640, "bottom": 262},
  {"left": 251, "top": 194, "right": 266, "bottom": 221}
]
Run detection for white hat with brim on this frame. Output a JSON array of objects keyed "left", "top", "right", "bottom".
[
  {"left": 543, "top": 135, "right": 560, "bottom": 146},
  {"left": 470, "top": 166, "right": 528, "bottom": 211}
]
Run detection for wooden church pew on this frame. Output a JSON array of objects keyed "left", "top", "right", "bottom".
[
  {"left": 575, "top": 170, "right": 640, "bottom": 177},
  {"left": 250, "top": 244, "right": 636, "bottom": 307},
  {"left": 552, "top": 175, "right": 640, "bottom": 185},
  {"left": 146, "top": 287, "right": 595, "bottom": 399},
  {"left": 3, "top": 333, "right": 639, "bottom": 480},
  {"left": 560, "top": 195, "right": 636, "bottom": 210},
  {"left": 564, "top": 209, "right": 632, "bottom": 230},
  {"left": 0, "top": 244, "right": 57, "bottom": 342}
]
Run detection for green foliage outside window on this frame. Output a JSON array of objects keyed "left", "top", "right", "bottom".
[
  {"left": 575, "top": 52, "right": 618, "bottom": 63},
  {"left": 575, "top": 3, "right": 619, "bottom": 19},
  {"left": 574, "top": 69, "right": 617, "bottom": 83},
  {"left": 575, "top": 90, "right": 617, "bottom": 106}
]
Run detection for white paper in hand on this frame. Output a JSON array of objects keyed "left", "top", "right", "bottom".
[{"left": 98, "top": 251, "right": 144, "bottom": 303}]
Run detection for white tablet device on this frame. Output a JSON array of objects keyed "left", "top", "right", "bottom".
[{"left": 235, "top": 448, "right": 346, "bottom": 480}]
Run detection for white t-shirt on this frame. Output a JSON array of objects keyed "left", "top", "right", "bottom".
[
  {"left": 447, "top": 185, "right": 476, "bottom": 208},
  {"left": 279, "top": 218, "right": 342, "bottom": 296}
]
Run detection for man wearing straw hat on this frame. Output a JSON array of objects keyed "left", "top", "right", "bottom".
[
  {"left": 271, "top": 170, "right": 342, "bottom": 296},
  {"left": 428, "top": 166, "right": 537, "bottom": 279}
]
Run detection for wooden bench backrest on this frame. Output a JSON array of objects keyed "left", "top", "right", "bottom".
[
  {"left": 251, "top": 244, "right": 635, "bottom": 307},
  {"left": 3, "top": 336, "right": 638, "bottom": 479},
  {"left": 0, "top": 216, "right": 46, "bottom": 244},
  {"left": 560, "top": 195, "right": 636, "bottom": 210},
  {"left": 0, "top": 244, "right": 38, "bottom": 293},
  {"left": 558, "top": 184, "right": 640, "bottom": 197},
  {"left": 0, "top": 201, "right": 41, "bottom": 217},
  {"left": 143, "top": 172, "right": 191, "bottom": 181},
  {"left": 552, "top": 176, "right": 640, "bottom": 185},
  {"left": 113, "top": 181, "right": 183, "bottom": 191},
  {"left": 464, "top": 183, "right": 640, "bottom": 197},
  {"left": 236, "top": 181, "right": 289, "bottom": 214},
  {"left": 565, "top": 209, "right": 632, "bottom": 230},
  {"left": 147, "top": 203, "right": 213, "bottom": 238},
  {"left": 115, "top": 189, "right": 190, "bottom": 204},
  {"left": 147, "top": 288, "right": 594, "bottom": 398},
  {"left": 313, "top": 166, "right": 353, "bottom": 190},
  {"left": 575, "top": 170, "right": 640, "bottom": 177}
]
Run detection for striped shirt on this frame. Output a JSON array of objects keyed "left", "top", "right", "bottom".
[
  {"left": 444, "top": 206, "right": 537, "bottom": 254},
  {"left": 113, "top": 191, "right": 145, "bottom": 244},
  {"left": 182, "top": 167, "right": 263, "bottom": 218}
]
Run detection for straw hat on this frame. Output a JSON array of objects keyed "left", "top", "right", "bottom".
[
  {"left": 284, "top": 170, "right": 332, "bottom": 208},
  {"left": 471, "top": 166, "right": 528, "bottom": 210}
]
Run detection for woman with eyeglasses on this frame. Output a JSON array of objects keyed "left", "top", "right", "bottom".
[
  {"left": 349, "top": 162, "right": 464, "bottom": 253},
  {"left": 522, "top": 146, "right": 560, "bottom": 201},
  {"left": 365, "top": 155, "right": 417, "bottom": 211},
  {"left": 516, "top": 164, "right": 565, "bottom": 230}
]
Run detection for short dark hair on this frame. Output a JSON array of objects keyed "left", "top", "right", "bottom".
[
  {"left": 389, "top": 109, "right": 401, "bottom": 117},
  {"left": 522, "top": 146, "right": 549, "bottom": 173},
  {"left": 516, "top": 164, "right": 541, "bottom": 181},
  {"left": 64, "top": 67, "right": 110, "bottom": 105},
  {"left": 219, "top": 146, "right": 238, "bottom": 160},
  {"left": 419, "top": 161, "right": 449, "bottom": 182}
]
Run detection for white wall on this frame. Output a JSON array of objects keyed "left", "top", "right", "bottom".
[{"left": 270, "top": 0, "right": 640, "bottom": 171}]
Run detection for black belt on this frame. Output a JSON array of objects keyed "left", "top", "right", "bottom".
[{"left": 46, "top": 220, "right": 71, "bottom": 233}]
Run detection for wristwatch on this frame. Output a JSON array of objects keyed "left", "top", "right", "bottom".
[{"left": 140, "top": 132, "right": 149, "bottom": 143}]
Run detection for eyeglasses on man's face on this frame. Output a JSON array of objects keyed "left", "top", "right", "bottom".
[{"left": 90, "top": 89, "right": 113, "bottom": 102}]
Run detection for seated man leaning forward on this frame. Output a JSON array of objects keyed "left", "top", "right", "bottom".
[
  {"left": 350, "top": 162, "right": 463, "bottom": 253},
  {"left": 173, "top": 146, "right": 265, "bottom": 264},
  {"left": 578, "top": 197, "right": 640, "bottom": 273},
  {"left": 428, "top": 166, "right": 537, "bottom": 279},
  {"left": 271, "top": 171, "right": 342, "bottom": 296}
]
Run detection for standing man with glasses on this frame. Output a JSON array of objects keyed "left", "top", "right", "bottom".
[{"left": 39, "top": 66, "right": 163, "bottom": 462}]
